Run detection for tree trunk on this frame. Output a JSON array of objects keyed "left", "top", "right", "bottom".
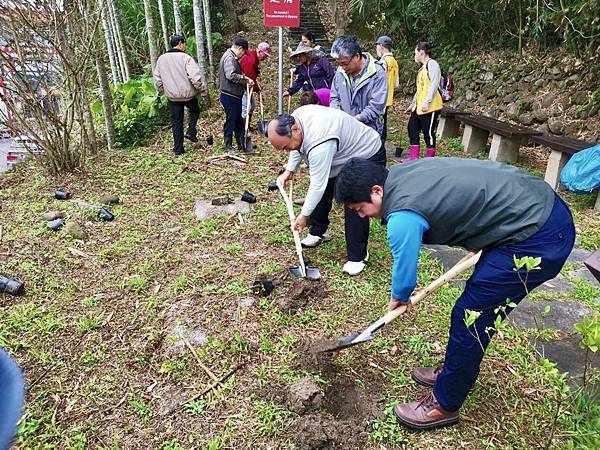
[
  {"left": 143, "top": 0, "right": 159, "bottom": 71},
  {"left": 192, "top": 0, "right": 208, "bottom": 87},
  {"left": 80, "top": 80, "right": 98, "bottom": 151},
  {"left": 157, "top": 0, "right": 170, "bottom": 52},
  {"left": 173, "top": 0, "right": 183, "bottom": 35},
  {"left": 109, "top": 0, "right": 130, "bottom": 80},
  {"left": 107, "top": 0, "right": 125, "bottom": 82},
  {"left": 96, "top": 54, "right": 116, "bottom": 151},
  {"left": 223, "top": 0, "right": 244, "bottom": 33},
  {"left": 100, "top": 2, "right": 119, "bottom": 85},
  {"left": 202, "top": 0, "right": 215, "bottom": 83}
]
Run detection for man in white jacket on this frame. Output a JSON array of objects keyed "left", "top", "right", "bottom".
[{"left": 154, "top": 35, "right": 207, "bottom": 156}]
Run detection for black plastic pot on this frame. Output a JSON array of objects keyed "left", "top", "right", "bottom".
[
  {"left": 241, "top": 191, "right": 256, "bottom": 204},
  {"left": 54, "top": 189, "right": 71, "bottom": 200},
  {"left": 97, "top": 208, "right": 115, "bottom": 221},
  {"left": 48, "top": 218, "right": 66, "bottom": 231},
  {"left": 267, "top": 181, "right": 278, "bottom": 192},
  {"left": 0, "top": 275, "right": 24, "bottom": 295},
  {"left": 253, "top": 277, "right": 275, "bottom": 297}
]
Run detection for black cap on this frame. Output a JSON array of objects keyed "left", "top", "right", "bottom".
[
  {"left": 233, "top": 37, "right": 249, "bottom": 50},
  {"left": 170, "top": 35, "right": 186, "bottom": 48}
]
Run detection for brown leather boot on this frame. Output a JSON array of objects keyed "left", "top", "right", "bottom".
[
  {"left": 412, "top": 364, "right": 444, "bottom": 387},
  {"left": 393, "top": 391, "right": 459, "bottom": 430}
]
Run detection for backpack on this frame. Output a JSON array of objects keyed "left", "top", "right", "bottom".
[
  {"left": 560, "top": 145, "right": 600, "bottom": 193},
  {"left": 426, "top": 60, "right": 454, "bottom": 102},
  {"left": 439, "top": 73, "right": 454, "bottom": 102}
]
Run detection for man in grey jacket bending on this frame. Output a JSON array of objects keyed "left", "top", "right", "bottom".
[
  {"left": 330, "top": 35, "right": 388, "bottom": 137},
  {"left": 154, "top": 35, "right": 207, "bottom": 156},
  {"left": 267, "top": 105, "right": 386, "bottom": 275}
]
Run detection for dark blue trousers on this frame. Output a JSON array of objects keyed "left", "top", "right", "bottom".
[
  {"left": 220, "top": 93, "right": 244, "bottom": 141},
  {"left": 0, "top": 348, "right": 24, "bottom": 450},
  {"left": 433, "top": 195, "right": 575, "bottom": 412}
]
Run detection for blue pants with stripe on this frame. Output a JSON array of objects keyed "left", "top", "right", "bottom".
[{"left": 433, "top": 195, "right": 575, "bottom": 412}]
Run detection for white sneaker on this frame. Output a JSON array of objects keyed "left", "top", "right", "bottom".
[
  {"left": 301, "top": 233, "right": 330, "bottom": 248},
  {"left": 342, "top": 251, "right": 369, "bottom": 276}
]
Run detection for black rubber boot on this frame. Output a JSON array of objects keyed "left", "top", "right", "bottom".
[{"left": 224, "top": 135, "right": 235, "bottom": 154}]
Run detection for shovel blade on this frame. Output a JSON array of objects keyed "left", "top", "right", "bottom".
[
  {"left": 244, "top": 135, "right": 253, "bottom": 152},
  {"left": 288, "top": 266, "right": 322, "bottom": 280},
  {"left": 317, "top": 332, "right": 375, "bottom": 353},
  {"left": 258, "top": 121, "right": 269, "bottom": 137}
]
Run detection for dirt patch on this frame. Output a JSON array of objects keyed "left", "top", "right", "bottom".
[
  {"left": 291, "top": 414, "right": 368, "bottom": 450},
  {"left": 293, "top": 337, "right": 339, "bottom": 375},
  {"left": 287, "top": 376, "right": 324, "bottom": 414},
  {"left": 275, "top": 277, "right": 328, "bottom": 314},
  {"left": 290, "top": 375, "right": 385, "bottom": 450}
]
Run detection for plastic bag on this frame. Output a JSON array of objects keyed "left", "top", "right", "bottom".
[{"left": 560, "top": 144, "right": 600, "bottom": 193}]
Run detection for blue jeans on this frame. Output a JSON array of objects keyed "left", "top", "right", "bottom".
[
  {"left": 220, "top": 93, "right": 244, "bottom": 140},
  {"left": 241, "top": 92, "right": 256, "bottom": 118},
  {"left": 433, "top": 195, "right": 575, "bottom": 412}
]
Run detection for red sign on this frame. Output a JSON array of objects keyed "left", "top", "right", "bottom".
[{"left": 264, "top": 0, "right": 300, "bottom": 27}]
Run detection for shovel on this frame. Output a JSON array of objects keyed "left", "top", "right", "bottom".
[
  {"left": 320, "top": 250, "right": 482, "bottom": 352},
  {"left": 243, "top": 83, "right": 253, "bottom": 152},
  {"left": 277, "top": 181, "right": 321, "bottom": 280},
  {"left": 257, "top": 83, "right": 269, "bottom": 137}
]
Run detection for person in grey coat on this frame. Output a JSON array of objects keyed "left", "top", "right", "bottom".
[
  {"left": 330, "top": 35, "right": 388, "bottom": 136},
  {"left": 218, "top": 37, "right": 254, "bottom": 153}
]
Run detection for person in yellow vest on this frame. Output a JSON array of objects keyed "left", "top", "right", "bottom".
[
  {"left": 376, "top": 36, "right": 399, "bottom": 143},
  {"left": 404, "top": 42, "right": 443, "bottom": 161}
]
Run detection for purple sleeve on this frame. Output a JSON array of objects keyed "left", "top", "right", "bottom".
[{"left": 288, "top": 65, "right": 306, "bottom": 95}]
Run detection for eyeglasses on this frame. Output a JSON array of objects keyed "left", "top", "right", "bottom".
[{"left": 336, "top": 54, "right": 358, "bottom": 68}]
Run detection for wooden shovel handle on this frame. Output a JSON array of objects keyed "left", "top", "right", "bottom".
[
  {"left": 277, "top": 181, "right": 306, "bottom": 277},
  {"left": 245, "top": 83, "right": 252, "bottom": 132},
  {"left": 381, "top": 251, "right": 481, "bottom": 326}
]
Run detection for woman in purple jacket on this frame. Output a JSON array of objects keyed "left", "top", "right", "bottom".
[{"left": 283, "top": 43, "right": 334, "bottom": 99}]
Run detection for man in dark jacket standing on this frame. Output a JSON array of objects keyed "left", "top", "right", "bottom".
[
  {"left": 330, "top": 35, "right": 388, "bottom": 136},
  {"left": 219, "top": 37, "right": 254, "bottom": 153},
  {"left": 335, "top": 157, "right": 575, "bottom": 430},
  {"left": 153, "top": 35, "right": 207, "bottom": 156}
]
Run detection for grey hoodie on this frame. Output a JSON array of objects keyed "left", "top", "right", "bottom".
[{"left": 330, "top": 53, "right": 388, "bottom": 136}]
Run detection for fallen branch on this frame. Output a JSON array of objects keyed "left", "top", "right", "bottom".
[
  {"left": 206, "top": 154, "right": 247, "bottom": 164},
  {"left": 180, "top": 363, "right": 244, "bottom": 407},
  {"left": 184, "top": 339, "right": 219, "bottom": 382}
]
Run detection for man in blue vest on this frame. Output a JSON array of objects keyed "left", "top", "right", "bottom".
[{"left": 334, "top": 157, "right": 575, "bottom": 430}]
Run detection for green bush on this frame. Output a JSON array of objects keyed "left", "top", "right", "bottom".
[{"left": 92, "top": 77, "right": 168, "bottom": 148}]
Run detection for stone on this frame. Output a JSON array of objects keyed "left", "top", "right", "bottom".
[
  {"left": 422, "top": 245, "right": 468, "bottom": 272},
  {"left": 537, "top": 123, "right": 550, "bottom": 134},
  {"left": 211, "top": 195, "right": 231, "bottom": 206},
  {"left": 238, "top": 297, "right": 255, "bottom": 309},
  {"left": 568, "top": 268, "right": 600, "bottom": 286},
  {"left": 519, "top": 113, "right": 534, "bottom": 126},
  {"left": 63, "top": 222, "right": 87, "bottom": 241},
  {"left": 533, "top": 109, "right": 550, "bottom": 123},
  {"left": 465, "top": 89, "right": 476, "bottom": 102},
  {"left": 534, "top": 79, "right": 545, "bottom": 87},
  {"left": 511, "top": 299, "right": 596, "bottom": 332},
  {"left": 568, "top": 248, "right": 592, "bottom": 265},
  {"left": 503, "top": 93, "right": 518, "bottom": 104},
  {"left": 523, "top": 75, "right": 534, "bottom": 83},
  {"left": 548, "top": 117, "right": 565, "bottom": 135},
  {"left": 482, "top": 71, "right": 494, "bottom": 82},
  {"left": 287, "top": 376, "right": 324, "bottom": 414},
  {"left": 42, "top": 211, "right": 65, "bottom": 221},
  {"left": 570, "top": 91, "right": 589, "bottom": 106},
  {"left": 164, "top": 324, "right": 208, "bottom": 357},
  {"left": 195, "top": 199, "right": 251, "bottom": 221},
  {"left": 532, "top": 274, "right": 575, "bottom": 295},
  {"left": 540, "top": 93, "right": 557, "bottom": 109},
  {"left": 506, "top": 102, "right": 521, "bottom": 120},
  {"left": 99, "top": 195, "right": 120, "bottom": 205}
]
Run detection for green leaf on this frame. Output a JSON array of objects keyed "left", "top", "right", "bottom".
[{"left": 90, "top": 99, "right": 103, "bottom": 114}]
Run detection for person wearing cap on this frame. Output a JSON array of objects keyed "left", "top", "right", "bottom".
[
  {"left": 239, "top": 42, "right": 271, "bottom": 129},
  {"left": 330, "top": 35, "right": 388, "bottom": 136},
  {"left": 153, "top": 35, "right": 207, "bottom": 156},
  {"left": 218, "top": 37, "right": 255, "bottom": 153},
  {"left": 283, "top": 42, "right": 333, "bottom": 99},
  {"left": 376, "top": 36, "right": 399, "bottom": 143}
]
